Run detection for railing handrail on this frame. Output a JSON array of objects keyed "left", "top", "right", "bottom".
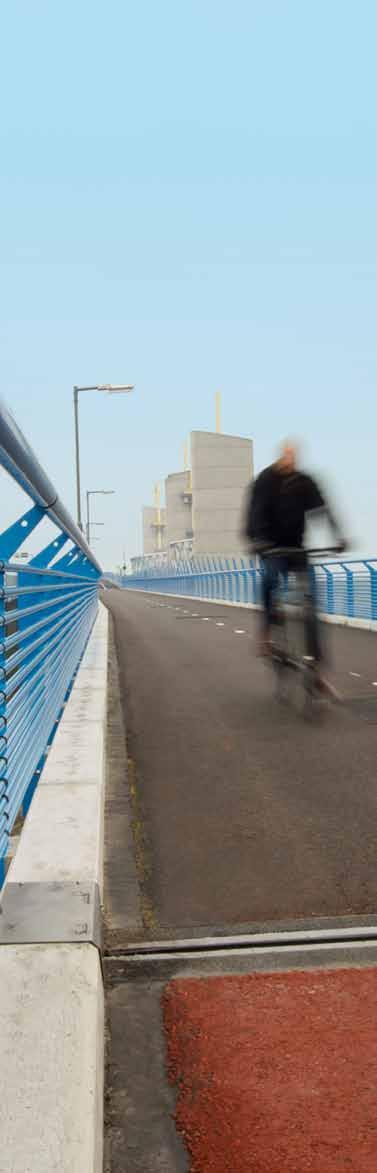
[
  {"left": 113, "top": 556, "right": 377, "bottom": 581},
  {"left": 114, "top": 557, "right": 377, "bottom": 626},
  {"left": 0, "top": 398, "right": 101, "bottom": 573}
]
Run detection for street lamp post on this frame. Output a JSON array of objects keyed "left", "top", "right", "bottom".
[
  {"left": 73, "top": 384, "right": 134, "bottom": 530},
  {"left": 86, "top": 489, "right": 115, "bottom": 545}
]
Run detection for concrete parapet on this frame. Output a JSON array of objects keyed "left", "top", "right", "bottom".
[{"left": 0, "top": 603, "right": 108, "bottom": 1172}]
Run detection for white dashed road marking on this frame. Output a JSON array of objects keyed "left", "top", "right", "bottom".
[
  {"left": 234, "top": 629, "right": 245, "bottom": 635},
  {"left": 216, "top": 622, "right": 224, "bottom": 627},
  {"left": 350, "top": 672, "right": 361, "bottom": 677}
]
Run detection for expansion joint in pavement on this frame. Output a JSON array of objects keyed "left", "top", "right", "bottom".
[
  {"left": 102, "top": 923, "right": 377, "bottom": 986},
  {"left": 105, "top": 922, "right": 377, "bottom": 957}
]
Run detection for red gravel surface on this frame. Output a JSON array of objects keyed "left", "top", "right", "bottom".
[{"left": 163, "top": 967, "right": 377, "bottom": 1172}]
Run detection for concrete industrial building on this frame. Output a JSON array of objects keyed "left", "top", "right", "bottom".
[
  {"left": 141, "top": 426, "right": 253, "bottom": 561},
  {"left": 142, "top": 505, "right": 166, "bottom": 555},
  {"left": 191, "top": 430, "right": 252, "bottom": 555},
  {"left": 165, "top": 470, "right": 193, "bottom": 552}
]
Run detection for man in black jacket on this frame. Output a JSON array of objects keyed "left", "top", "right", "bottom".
[{"left": 244, "top": 442, "right": 345, "bottom": 657}]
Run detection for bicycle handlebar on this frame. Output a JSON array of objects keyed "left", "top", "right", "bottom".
[{"left": 260, "top": 545, "right": 345, "bottom": 558}]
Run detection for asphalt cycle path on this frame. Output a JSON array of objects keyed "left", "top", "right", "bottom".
[{"left": 105, "top": 588, "right": 377, "bottom": 939}]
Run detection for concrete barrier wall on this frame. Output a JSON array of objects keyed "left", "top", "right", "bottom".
[{"left": 0, "top": 603, "right": 108, "bottom": 1173}]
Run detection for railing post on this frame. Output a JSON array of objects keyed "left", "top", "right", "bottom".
[
  {"left": 215, "top": 559, "right": 221, "bottom": 600},
  {"left": 224, "top": 560, "right": 231, "bottom": 601},
  {"left": 219, "top": 561, "right": 224, "bottom": 599},
  {"left": 247, "top": 559, "right": 256, "bottom": 604},
  {"left": 341, "top": 563, "right": 354, "bottom": 618},
  {"left": 233, "top": 559, "right": 241, "bottom": 604},
  {"left": 0, "top": 565, "right": 7, "bottom": 886},
  {"left": 366, "top": 563, "right": 377, "bottom": 620},
  {"left": 322, "top": 566, "right": 334, "bottom": 614},
  {"left": 204, "top": 560, "right": 209, "bottom": 598},
  {"left": 240, "top": 559, "right": 247, "bottom": 604},
  {"left": 308, "top": 564, "right": 317, "bottom": 613}
]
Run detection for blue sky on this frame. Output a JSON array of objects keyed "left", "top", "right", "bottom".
[{"left": 1, "top": 0, "right": 376, "bottom": 567}]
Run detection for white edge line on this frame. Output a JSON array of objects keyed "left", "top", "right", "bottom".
[{"left": 131, "top": 590, "right": 377, "bottom": 633}]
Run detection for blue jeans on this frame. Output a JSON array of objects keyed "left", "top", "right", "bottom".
[{"left": 261, "top": 556, "right": 321, "bottom": 661}]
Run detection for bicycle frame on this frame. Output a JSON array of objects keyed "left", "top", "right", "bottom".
[{"left": 264, "top": 547, "right": 341, "bottom": 713}]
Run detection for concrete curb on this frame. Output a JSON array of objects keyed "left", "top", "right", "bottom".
[
  {"left": 123, "top": 588, "right": 377, "bottom": 633},
  {"left": 0, "top": 603, "right": 108, "bottom": 1173}
]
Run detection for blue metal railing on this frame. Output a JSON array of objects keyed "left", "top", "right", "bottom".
[
  {"left": 112, "top": 555, "right": 377, "bottom": 624},
  {"left": 0, "top": 400, "right": 101, "bottom": 884}
]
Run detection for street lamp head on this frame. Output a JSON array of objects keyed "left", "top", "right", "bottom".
[
  {"left": 74, "top": 384, "right": 135, "bottom": 394},
  {"left": 87, "top": 489, "right": 115, "bottom": 495},
  {"left": 98, "top": 384, "right": 135, "bottom": 394}
]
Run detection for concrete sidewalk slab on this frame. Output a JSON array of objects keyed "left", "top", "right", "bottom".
[
  {"left": 41, "top": 719, "right": 104, "bottom": 784},
  {"left": 0, "top": 603, "right": 108, "bottom": 1172},
  {"left": 0, "top": 943, "right": 103, "bottom": 1173},
  {"left": 8, "top": 783, "right": 103, "bottom": 884},
  {"left": 7, "top": 605, "right": 108, "bottom": 884},
  {"left": 57, "top": 682, "right": 106, "bottom": 724}
]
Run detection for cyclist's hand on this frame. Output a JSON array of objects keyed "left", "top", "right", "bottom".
[{"left": 251, "top": 541, "right": 271, "bottom": 556}]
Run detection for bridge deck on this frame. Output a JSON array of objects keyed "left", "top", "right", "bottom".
[
  {"left": 103, "top": 588, "right": 377, "bottom": 1172},
  {"left": 105, "top": 588, "right": 377, "bottom": 937}
]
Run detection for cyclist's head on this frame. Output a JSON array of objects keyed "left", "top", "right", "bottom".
[{"left": 277, "top": 441, "right": 297, "bottom": 474}]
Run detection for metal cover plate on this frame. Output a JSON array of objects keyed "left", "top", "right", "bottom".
[{"left": 0, "top": 880, "right": 101, "bottom": 947}]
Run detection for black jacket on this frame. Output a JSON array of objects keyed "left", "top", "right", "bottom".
[{"left": 245, "top": 464, "right": 329, "bottom": 549}]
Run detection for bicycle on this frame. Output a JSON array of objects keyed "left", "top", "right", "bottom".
[{"left": 261, "top": 546, "right": 343, "bottom": 717}]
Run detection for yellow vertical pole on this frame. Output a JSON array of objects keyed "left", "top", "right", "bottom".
[{"left": 215, "top": 391, "right": 221, "bottom": 434}]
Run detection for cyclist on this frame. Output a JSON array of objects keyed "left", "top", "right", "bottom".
[{"left": 244, "top": 441, "right": 346, "bottom": 658}]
